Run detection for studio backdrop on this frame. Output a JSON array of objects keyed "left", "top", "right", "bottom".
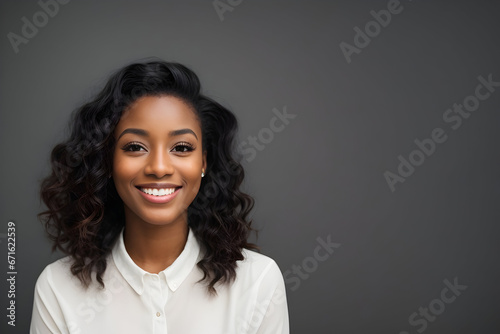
[{"left": 1, "top": 0, "right": 499, "bottom": 333}]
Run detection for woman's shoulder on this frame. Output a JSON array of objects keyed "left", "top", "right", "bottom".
[
  {"left": 227, "top": 248, "right": 289, "bottom": 330},
  {"left": 36, "top": 255, "right": 72, "bottom": 278},
  {"left": 235, "top": 249, "right": 285, "bottom": 288},
  {"left": 35, "top": 256, "right": 91, "bottom": 291}
]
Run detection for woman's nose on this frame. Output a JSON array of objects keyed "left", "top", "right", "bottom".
[{"left": 144, "top": 149, "right": 174, "bottom": 177}]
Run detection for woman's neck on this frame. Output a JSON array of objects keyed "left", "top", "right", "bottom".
[{"left": 123, "top": 216, "right": 189, "bottom": 274}]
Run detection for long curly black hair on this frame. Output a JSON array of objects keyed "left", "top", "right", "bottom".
[{"left": 38, "top": 59, "right": 258, "bottom": 295}]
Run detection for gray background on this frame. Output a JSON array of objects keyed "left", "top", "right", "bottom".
[{"left": 1, "top": 0, "right": 499, "bottom": 333}]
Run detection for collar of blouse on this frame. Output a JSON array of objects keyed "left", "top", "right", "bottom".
[{"left": 111, "top": 226, "right": 201, "bottom": 295}]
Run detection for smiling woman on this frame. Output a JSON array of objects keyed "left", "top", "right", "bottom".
[{"left": 30, "top": 59, "right": 289, "bottom": 333}]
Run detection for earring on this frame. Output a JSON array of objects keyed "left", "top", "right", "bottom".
[{"left": 201, "top": 169, "right": 205, "bottom": 178}]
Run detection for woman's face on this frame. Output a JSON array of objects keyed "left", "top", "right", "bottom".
[{"left": 112, "top": 95, "right": 206, "bottom": 228}]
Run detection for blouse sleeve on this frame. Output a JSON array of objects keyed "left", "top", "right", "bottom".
[
  {"left": 253, "top": 260, "right": 290, "bottom": 334},
  {"left": 30, "top": 265, "right": 68, "bottom": 334}
]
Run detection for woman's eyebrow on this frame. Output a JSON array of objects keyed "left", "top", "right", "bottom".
[
  {"left": 169, "top": 128, "right": 198, "bottom": 140},
  {"left": 117, "top": 128, "right": 198, "bottom": 140}
]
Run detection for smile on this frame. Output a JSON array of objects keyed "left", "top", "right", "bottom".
[
  {"left": 135, "top": 185, "right": 182, "bottom": 204},
  {"left": 139, "top": 187, "right": 178, "bottom": 196}
]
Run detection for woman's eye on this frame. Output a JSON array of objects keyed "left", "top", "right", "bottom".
[
  {"left": 123, "top": 144, "right": 145, "bottom": 152},
  {"left": 173, "top": 144, "right": 194, "bottom": 153}
]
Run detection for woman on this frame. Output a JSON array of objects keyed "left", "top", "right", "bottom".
[{"left": 30, "top": 59, "right": 289, "bottom": 333}]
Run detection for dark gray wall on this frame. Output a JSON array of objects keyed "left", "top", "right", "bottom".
[{"left": 1, "top": 0, "right": 499, "bottom": 333}]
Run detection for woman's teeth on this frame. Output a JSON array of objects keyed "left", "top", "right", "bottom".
[{"left": 140, "top": 188, "right": 176, "bottom": 196}]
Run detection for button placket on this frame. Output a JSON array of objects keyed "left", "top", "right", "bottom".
[{"left": 147, "top": 275, "right": 167, "bottom": 333}]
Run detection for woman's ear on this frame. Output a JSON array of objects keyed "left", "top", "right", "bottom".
[{"left": 202, "top": 150, "right": 207, "bottom": 176}]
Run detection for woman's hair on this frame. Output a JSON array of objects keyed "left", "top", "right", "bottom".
[{"left": 38, "top": 59, "right": 258, "bottom": 294}]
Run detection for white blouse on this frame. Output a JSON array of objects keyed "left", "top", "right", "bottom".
[{"left": 30, "top": 227, "right": 289, "bottom": 334}]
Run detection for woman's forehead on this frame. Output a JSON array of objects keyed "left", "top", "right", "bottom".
[{"left": 115, "top": 95, "right": 201, "bottom": 135}]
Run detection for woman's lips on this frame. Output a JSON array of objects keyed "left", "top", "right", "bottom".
[{"left": 136, "top": 186, "right": 181, "bottom": 204}]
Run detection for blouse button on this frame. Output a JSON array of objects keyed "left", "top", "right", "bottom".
[{"left": 156, "top": 312, "right": 161, "bottom": 317}]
